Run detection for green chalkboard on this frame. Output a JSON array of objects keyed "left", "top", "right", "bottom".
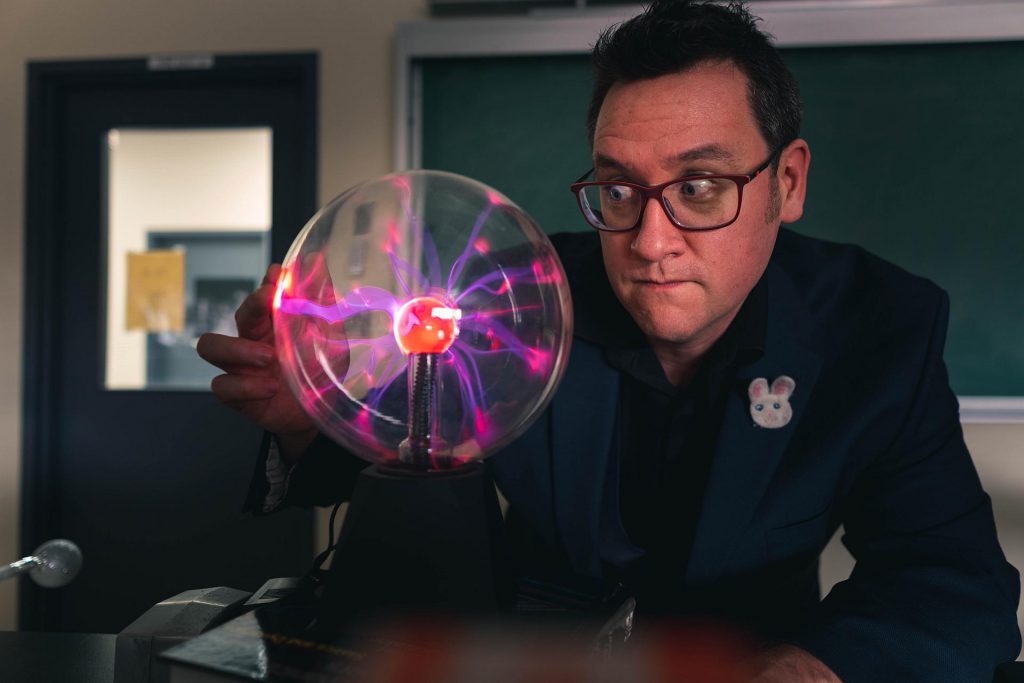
[{"left": 420, "top": 41, "right": 1024, "bottom": 396}]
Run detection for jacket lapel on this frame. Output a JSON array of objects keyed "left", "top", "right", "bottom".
[
  {"left": 686, "top": 262, "right": 824, "bottom": 583},
  {"left": 550, "top": 339, "right": 620, "bottom": 577}
]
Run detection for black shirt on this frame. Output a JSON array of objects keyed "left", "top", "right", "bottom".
[{"left": 571, "top": 244, "right": 768, "bottom": 604}]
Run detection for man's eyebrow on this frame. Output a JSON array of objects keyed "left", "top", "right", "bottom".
[
  {"left": 593, "top": 144, "right": 737, "bottom": 173},
  {"left": 675, "top": 144, "right": 737, "bottom": 163},
  {"left": 593, "top": 153, "right": 628, "bottom": 171}
]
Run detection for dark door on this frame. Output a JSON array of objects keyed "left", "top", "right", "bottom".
[{"left": 23, "top": 55, "right": 317, "bottom": 632}]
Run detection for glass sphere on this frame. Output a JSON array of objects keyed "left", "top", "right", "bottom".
[{"left": 274, "top": 170, "right": 572, "bottom": 469}]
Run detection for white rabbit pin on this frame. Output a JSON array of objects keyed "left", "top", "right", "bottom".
[{"left": 748, "top": 376, "right": 795, "bottom": 429}]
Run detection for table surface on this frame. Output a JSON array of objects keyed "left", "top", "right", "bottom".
[
  {"left": 0, "top": 631, "right": 115, "bottom": 683},
  {"left": 2, "top": 628, "right": 1023, "bottom": 682}
]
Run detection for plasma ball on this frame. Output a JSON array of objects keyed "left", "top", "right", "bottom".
[{"left": 394, "top": 296, "right": 462, "bottom": 355}]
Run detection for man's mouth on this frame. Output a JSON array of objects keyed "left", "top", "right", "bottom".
[{"left": 635, "top": 278, "right": 693, "bottom": 287}]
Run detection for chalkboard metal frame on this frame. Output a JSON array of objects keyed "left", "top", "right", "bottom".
[{"left": 393, "top": 0, "right": 1024, "bottom": 423}]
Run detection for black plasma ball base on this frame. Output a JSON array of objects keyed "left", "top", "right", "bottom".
[{"left": 320, "top": 461, "right": 513, "bottom": 624}]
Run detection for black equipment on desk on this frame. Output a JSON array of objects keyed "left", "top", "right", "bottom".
[
  {"left": 320, "top": 460, "right": 512, "bottom": 622},
  {"left": 114, "top": 578, "right": 302, "bottom": 683}
]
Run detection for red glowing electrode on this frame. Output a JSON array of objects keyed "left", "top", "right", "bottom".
[{"left": 393, "top": 296, "right": 462, "bottom": 355}]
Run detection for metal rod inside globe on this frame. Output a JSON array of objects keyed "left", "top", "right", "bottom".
[
  {"left": 394, "top": 294, "right": 462, "bottom": 470},
  {"left": 404, "top": 352, "right": 438, "bottom": 468}
]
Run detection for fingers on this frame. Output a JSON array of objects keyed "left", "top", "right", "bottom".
[
  {"left": 262, "top": 263, "right": 282, "bottom": 287},
  {"left": 210, "top": 373, "right": 281, "bottom": 404},
  {"left": 211, "top": 371, "right": 316, "bottom": 438},
  {"left": 197, "top": 332, "right": 275, "bottom": 372},
  {"left": 234, "top": 282, "right": 276, "bottom": 340},
  {"left": 231, "top": 264, "right": 284, "bottom": 340}
]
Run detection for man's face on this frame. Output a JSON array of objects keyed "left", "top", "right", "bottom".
[{"left": 593, "top": 61, "right": 801, "bottom": 352}]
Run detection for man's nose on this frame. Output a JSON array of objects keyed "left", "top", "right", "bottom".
[{"left": 630, "top": 197, "right": 687, "bottom": 261}]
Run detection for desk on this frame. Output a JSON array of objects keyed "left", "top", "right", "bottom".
[
  {"left": 0, "top": 631, "right": 115, "bottom": 683},
  {"left": 2, "top": 627, "right": 1022, "bottom": 682}
]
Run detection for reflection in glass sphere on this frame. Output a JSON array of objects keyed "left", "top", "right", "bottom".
[{"left": 273, "top": 170, "right": 572, "bottom": 470}]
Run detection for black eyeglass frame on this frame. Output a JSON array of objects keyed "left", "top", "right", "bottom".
[{"left": 569, "top": 148, "right": 780, "bottom": 232}]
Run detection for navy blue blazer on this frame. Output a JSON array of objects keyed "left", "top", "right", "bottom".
[
  {"left": 489, "top": 228, "right": 1020, "bottom": 681},
  {"left": 254, "top": 228, "right": 1019, "bottom": 682}
]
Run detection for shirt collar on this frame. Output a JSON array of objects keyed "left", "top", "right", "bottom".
[{"left": 569, "top": 240, "right": 768, "bottom": 388}]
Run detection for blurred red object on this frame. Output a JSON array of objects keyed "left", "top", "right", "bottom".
[{"left": 358, "top": 616, "right": 756, "bottom": 682}]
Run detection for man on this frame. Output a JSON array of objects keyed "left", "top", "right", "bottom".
[{"left": 197, "top": 1, "right": 1020, "bottom": 680}]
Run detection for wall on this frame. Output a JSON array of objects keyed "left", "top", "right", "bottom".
[{"left": 0, "top": 0, "right": 428, "bottom": 630}]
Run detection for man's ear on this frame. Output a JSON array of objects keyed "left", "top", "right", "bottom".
[{"left": 776, "top": 138, "right": 811, "bottom": 224}]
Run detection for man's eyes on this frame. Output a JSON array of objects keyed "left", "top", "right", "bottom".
[
  {"left": 602, "top": 184, "right": 635, "bottom": 202},
  {"left": 672, "top": 177, "right": 724, "bottom": 200},
  {"left": 597, "top": 177, "right": 726, "bottom": 203}
]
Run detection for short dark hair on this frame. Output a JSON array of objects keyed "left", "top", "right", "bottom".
[{"left": 587, "top": 0, "right": 801, "bottom": 157}]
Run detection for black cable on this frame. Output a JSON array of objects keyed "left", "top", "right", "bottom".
[{"left": 310, "top": 498, "right": 345, "bottom": 572}]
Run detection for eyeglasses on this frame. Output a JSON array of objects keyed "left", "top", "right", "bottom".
[{"left": 569, "top": 149, "right": 779, "bottom": 232}]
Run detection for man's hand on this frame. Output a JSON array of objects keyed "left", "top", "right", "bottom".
[
  {"left": 751, "top": 645, "right": 842, "bottom": 683},
  {"left": 197, "top": 264, "right": 317, "bottom": 462}
]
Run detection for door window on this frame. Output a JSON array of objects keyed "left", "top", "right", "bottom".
[{"left": 103, "top": 127, "right": 272, "bottom": 390}]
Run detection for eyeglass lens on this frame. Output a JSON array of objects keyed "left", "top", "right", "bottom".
[{"left": 580, "top": 178, "right": 740, "bottom": 230}]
